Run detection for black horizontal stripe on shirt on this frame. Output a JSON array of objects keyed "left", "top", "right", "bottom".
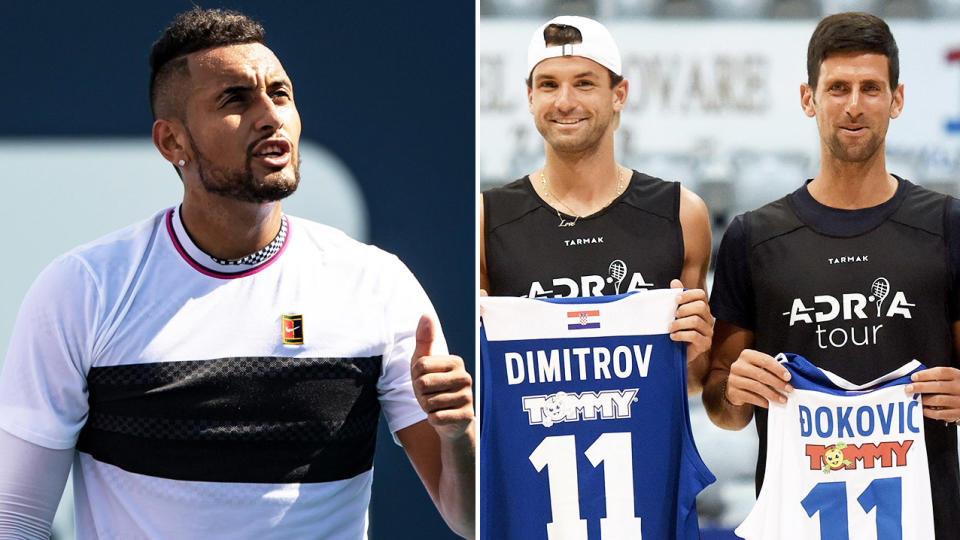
[{"left": 76, "top": 356, "right": 382, "bottom": 483}]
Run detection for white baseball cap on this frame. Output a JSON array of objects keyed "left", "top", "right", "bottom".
[{"left": 527, "top": 15, "right": 622, "bottom": 78}]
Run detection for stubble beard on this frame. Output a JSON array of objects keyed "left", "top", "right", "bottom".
[
  {"left": 536, "top": 114, "right": 611, "bottom": 156},
  {"left": 187, "top": 130, "right": 301, "bottom": 203},
  {"left": 825, "top": 128, "right": 884, "bottom": 164}
]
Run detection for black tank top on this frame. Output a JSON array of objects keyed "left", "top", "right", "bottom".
[
  {"left": 484, "top": 171, "right": 683, "bottom": 298},
  {"left": 745, "top": 179, "right": 960, "bottom": 539}
]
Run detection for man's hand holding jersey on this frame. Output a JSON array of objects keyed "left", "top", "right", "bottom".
[
  {"left": 724, "top": 349, "right": 794, "bottom": 409},
  {"left": 905, "top": 366, "right": 960, "bottom": 424},
  {"left": 668, "top": 279, "right": 714, "bottom": 365},
  {"left": 667, "top": 279, "right": 714, "bottom": 394}
]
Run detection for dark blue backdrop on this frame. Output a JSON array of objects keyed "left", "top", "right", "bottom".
[{"left": 1, "top": 2, "right": 474, "bottom": 538}]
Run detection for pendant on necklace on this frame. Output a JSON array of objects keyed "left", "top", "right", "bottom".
[{"left": 558, "top": 217, "right": 577, "bottom": 227}]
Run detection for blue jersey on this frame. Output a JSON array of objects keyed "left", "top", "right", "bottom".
[{"left": 479, "top": 290, "right": 714, "bottom": 540}]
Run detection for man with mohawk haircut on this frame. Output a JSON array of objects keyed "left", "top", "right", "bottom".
[{"left": 0, "top": 8, "right": 474, "bottom": 539}]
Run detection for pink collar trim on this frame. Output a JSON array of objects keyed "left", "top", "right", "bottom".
[{"left": 164, "top": 207, "right": 290, "bottom": 280}]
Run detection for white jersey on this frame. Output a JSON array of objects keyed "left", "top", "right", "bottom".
[
  {"left": 736, "top": 354, "right": 934, "bottom": 540},
  {"left": 0, "top": 206, "right": 442, "bottom": 539}
]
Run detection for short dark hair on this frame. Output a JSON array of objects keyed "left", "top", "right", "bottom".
[
  {"left": 149, "top": 8, "right": 265, "bottom": 119},
  {"left": 807, "top": 12, "right": 899, "bottom": 91},
  {"left": 526, "top": 23, "right": 624, "bottom": 89}
]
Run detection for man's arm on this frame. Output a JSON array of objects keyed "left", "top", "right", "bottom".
[
  {"left": 479, "top": 194, "right": 490, "bottom": 294},
  {"left": 701, "top": 320, "right": 793, "bottom": 430},
  {"left": 672, "top": 186, "right": 713, "bottom": 394},
  {"left": 901, "top": 199, "right": 960, "bottom": 420},
  {"left": 398, "top": 316, "right": 475, "bottom": 539},
  {"left": 0, "top": 429, "right": 73, "bottom": 537},
  {"left": 902, "top": 320, "right": 960, "bottom": 422},
  {"left": 0, "top": 254, "right": 94, "bottom": 535}
]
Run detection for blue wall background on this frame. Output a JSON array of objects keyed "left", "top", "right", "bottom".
[{"left": 0, "top": 2, "right": 474, "bottom": 538}]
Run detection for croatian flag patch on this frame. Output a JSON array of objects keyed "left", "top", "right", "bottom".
[{"left": 567, "top": 310, "right": 600, "bottom": 330}]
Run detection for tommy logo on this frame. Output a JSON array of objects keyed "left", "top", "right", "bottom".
[
  {"left": 522, "top": 388, "right": 639, "bottom": 427},
  {"left": 567, "top": 310, "right": 600, "bottom": 330},
  {"left": 806, "top": 440, "right": 914, "bottom": 473},
  {"left": 282, "top": 314, "right": 304, "bottom": 345}
]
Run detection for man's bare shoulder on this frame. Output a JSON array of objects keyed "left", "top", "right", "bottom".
[{"left": 679, "top": 185, "right": 708, "bottom": 221}]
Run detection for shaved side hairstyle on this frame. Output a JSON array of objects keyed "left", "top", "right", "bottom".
[
  {"left": 149, "top": 8, "right": 265, "bottom": 120},
  {"left": 525, "top": 23, "right": 624, "bottom": 89},
  {"left": 807, "top": 12, "right": 899, "bottom": 91}
]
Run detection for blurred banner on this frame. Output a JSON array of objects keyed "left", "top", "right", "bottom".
[{"left": 479, "top": 20, "right": 960, "bottom": 211}]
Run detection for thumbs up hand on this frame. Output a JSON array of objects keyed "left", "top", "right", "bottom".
[{"left": 410, "top": 315, "right": 475, "bottom": 440}]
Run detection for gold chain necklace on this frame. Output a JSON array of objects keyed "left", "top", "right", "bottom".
[{"left": 540, "top": 168, "right": 625, "bottom": 227}]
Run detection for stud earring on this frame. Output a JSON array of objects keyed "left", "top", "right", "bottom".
[{"left": 178, "top": 159, "right": 186, "bottom": 167}]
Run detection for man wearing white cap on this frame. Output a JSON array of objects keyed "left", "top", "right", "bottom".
[
  {"left": 480, "top": 16, "right": 714, "bottom": 391},
  {"left": 478, "top": 15, "right": 715, "bottom": 540}
]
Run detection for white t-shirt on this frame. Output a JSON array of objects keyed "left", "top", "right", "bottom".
[{"left": 0, "top": 206, "right": 443, "bottom": 539}]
